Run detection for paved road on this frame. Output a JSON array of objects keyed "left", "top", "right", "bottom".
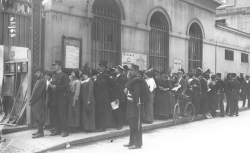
[{"left": 52, "top": 110, "right": 250, "bottom": 153}]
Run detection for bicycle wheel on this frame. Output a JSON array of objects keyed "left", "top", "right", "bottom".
[
  {"left": 173, "top": 103, "right": 180, "bottom": 125},
  {"left": 186, "top": 102, "right": 195, "bottom": 122}
]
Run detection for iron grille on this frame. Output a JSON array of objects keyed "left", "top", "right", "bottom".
[
  {"left": 91, "top": 7, "right": 120, "bottom": 68},
  {"left": 149, "top": 24, "right": 169, "bottom": 72}
]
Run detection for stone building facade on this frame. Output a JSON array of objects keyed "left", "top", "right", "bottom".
[{"left": 42, "top": 0, "right": 250, "bottom": 78}]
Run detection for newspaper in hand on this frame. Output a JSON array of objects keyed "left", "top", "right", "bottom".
[
  {"left": 172, "top": 84, "right": 181, "bottom": 92},
  {"left": 111, "top": 100, "right": 119, "bottom": 110}
]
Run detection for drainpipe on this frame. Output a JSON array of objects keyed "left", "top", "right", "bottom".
[
  {"left": 215, "top": 41, "right": 217, "bottom": 73},
  {"left": 217, "top": 0, "right": 236, "bottom": 10}
]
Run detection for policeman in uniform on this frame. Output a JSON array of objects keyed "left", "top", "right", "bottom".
[
  {"left": 48, "top": 61, "right": 70, "bottom": 137},
  {"left": 227, "top": 73, "right": 240, "bottom": 116},
  {"left": 215, "top": 73, "right": 225, "bottom": 117},
  {"left": 123, "top": 64, "right": 148, "bottom": 149}
]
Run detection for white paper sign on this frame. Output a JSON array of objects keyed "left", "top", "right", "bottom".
[
  {"left": 65, "top": 45, "right": 79, "bottom": 68},
  {"left": 173, "top": 59, "right": 181, "bottom": 73},
  {"left": 122, "top": 53, "right": 147, "bottom": 70}
]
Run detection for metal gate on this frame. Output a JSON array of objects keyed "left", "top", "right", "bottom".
[
  {"left": 149, "top": 24, "right": 169, "bottom": 72},
  {"left": 188, "top": 24, "right": 203, "bottom": 72},
  {"left": 91, "top": 7, "right": 120, "bottom": 68}
]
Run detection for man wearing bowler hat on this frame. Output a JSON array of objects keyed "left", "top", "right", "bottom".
[
  {"left": 110, "top": 65, "right": 126, "bottom": 130},
  {"left": 123, "top": 64, "right": 150, "bottom": 149},
  {"left": 93, "top": 60, "right": 111, "bottom": 132}
]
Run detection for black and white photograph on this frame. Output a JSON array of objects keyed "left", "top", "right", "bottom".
[{"left": 0, "top": 0, "right": 250, "bottom": 152}]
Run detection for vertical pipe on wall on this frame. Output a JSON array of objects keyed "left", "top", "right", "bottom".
[{"left": 215, "top": 41, "right": 217, "bottom": 74}]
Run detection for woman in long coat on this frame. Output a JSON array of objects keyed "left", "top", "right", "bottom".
[
  {"left": 190, "top": 73, "right": 201, "bottom": 115},
  {"left": 80, "top": 68, "right": 96, "bottom": 132},
  {"left": 154, "top": 70, "right": 173, "bottom": 119},
  {"left": 67, "top": 70, "right": 81, "bottom": 129}
]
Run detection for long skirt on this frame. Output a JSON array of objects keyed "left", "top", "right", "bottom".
[
  {"left": 154, "top": 91, "right": 175, "bottom": 116},
  {"left": 82, "top": 102, "right": 95, "bottom": 131},
  {"left": 144, "top": 92, "right": 154, "bottom": 122},
  {"left": 192, "top": 91, "right": 201, "bottom": 114},
  {"left": 67, "top": 92, "right": 81, "bottom": 128}
]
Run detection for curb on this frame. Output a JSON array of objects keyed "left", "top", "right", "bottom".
[{"left": 35, "top": 107, "right": 249, "bottom": 153}]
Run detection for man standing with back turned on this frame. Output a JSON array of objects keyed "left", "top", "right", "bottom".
[{"left": 123, "top": 64, "right": 149, "bottom": 149}]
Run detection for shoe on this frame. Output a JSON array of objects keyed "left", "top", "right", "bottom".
[
  {"left": 32, "top": 131, "right": 39, "bottom": 136},
  {"left": 128, "top": 145, "right": 141, "bottom": 149},
  {"left": 235, "top": 114, "right": 239, "bottom": 117},
  {"left": 117, "top": 127, "right": 123, "bottom": 130},
  {"left": 96, "top": 129, "right": 106, "bottom": 132},
  {"left": 228, "top": 114, "right": 233, "bottom": 117},
  {"left": 49, "top": 128, "right": 56, "bottom": 132},
  {"left": 220, "top": 114, "right": 225, "bottom": 117},
  {"left": 50, "top": 130, "right": 61, "bottom": 136},
  {"left": 123, "top": 143, "right": 133, "bottom": 147},
  {"left": 32, "top": 133, "right": 44, "bottom": 139},
  {"left": 61, "top": 131, "right": 69, "bottom": 137}
]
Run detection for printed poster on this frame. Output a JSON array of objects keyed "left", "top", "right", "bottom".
[
  {"left": 65, "top": 45, "right": 80, "bottom": 68},
  {"left": 122, "top": 53, "right": 147, "bottom": 70}
]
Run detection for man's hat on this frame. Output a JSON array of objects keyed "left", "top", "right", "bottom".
[
  {"left": 115, "top": 65, "right": 124, "bottom": 72},
  {"left": 98, "top": 60, "right": 108, "bottom": 68},
  {"left": 216, "top": 73, "right": 222, "bottom": 78},
  {"left": 82, "top": 63, "right": 91, "bottom": 76},
  {"left": 53, "top": 60, "right": 62, "bottom": 66},
  {"left": 123, "top": 65, "right": 129, "bottom": 71},
  {"left": 196, "top": 67, "right": 203, "bottom": 73},
  {"left": 227, "top": 73, "right": 231, "bottom": 77},
  {"left": 161, "top": 68, "right": 171, "bottom": 75},
  {"left": 130, "top": 63, "right": 139, "bottom": 71},
  {"left": 231, "top": 73, "right": 236, "bottom": 78}
]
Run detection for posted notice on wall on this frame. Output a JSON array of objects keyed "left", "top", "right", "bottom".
[
  {"left": 122, "top": 53, "right": 147, "bottom": 70},
  {"left": 65, "top": 45, "right": 79, "bottom": 69},
  {"left": 173, "top": 59, "right": 181, "bottom": 73}
]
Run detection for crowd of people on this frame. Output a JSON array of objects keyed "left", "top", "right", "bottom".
[{"left": 29, "top": 59, "right": 249, "bottom": 149}]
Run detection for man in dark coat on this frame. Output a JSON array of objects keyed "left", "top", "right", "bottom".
[
  {"left": 29, "top": 68, "right": 47, "bottom": 138},
  {"left": 110, "top": 65, "right": 126, "bottom": 130},
  {"left": 93, "top": 60, "right": 111, "bottom": 132},
  {"left": 199, "top": 73, "right": 211, "bottom": 118},
  {"left": 123, "top": 64, "right": 149, "bottom": 149},
  {"left": 48, "top": 61, "right": 70, "bottom": 137},
  {"left": 238, "top": 73, "right": 245, "bottom": 101},
  {"left": 228, "top": 73, "right": 240, "bottom": 116},
  {"left": 240, "top": 75, "right": 250, "bottom": 108},
  {"left": 215, "top": 73, "right": 226, "bottom": 117}
]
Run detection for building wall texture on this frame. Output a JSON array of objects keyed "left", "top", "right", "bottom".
[{"left": 42, "top": 0, "right": 250, "bottom": 77}]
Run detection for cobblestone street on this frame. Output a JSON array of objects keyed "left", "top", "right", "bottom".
[{"left": 52, "top": 110, "right": 250, "bottom": 153}]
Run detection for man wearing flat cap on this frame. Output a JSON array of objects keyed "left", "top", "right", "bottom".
[
  {"left": 123, "top": 64, "right": 150, "bottom": 149},
  {"left": 29, "top": 68, "right": 47, "bottom": 138},
  {"left": 48, "top": 61, "right": 70, "bottom": 137},
  {"left": 93, "top": 60, "right": 112, "bottom": 132},
  {"left": 241, "top": 75, "right": 250, "bottom": 108},
  {"left": 110, "top": 65, "right": 126, "bottom": 130}
]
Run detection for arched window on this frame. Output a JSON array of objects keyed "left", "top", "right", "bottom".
[
  {"left": 188, "top": 23, "right": 203, "bottom": 72},
  {"left": 91, "top": 0, "right": 121, "bottom": 68},
  {"left": 149, "top": 12, "right": 169, "bottom": 72}
]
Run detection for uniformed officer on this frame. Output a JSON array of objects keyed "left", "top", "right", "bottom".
[
  {"left": 48, "top": 61, "right": 70, "bottom": 137},
  {"left": 215, "top": 73, "right": 226, "bottom": 117},
  {"left": 123, "top": 64, "right": 149, "bottom": 149},
  {"left": 227, "top": 73, "right": 240, "bottom": 116}
]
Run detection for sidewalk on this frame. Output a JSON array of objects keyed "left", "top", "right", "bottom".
[{"left": 1, "top": 101, "right": 249, "bottom": 153}]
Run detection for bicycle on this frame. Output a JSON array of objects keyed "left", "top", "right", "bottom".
[{"left": 173, "top": 94, "right": 195, "bottom": 125}]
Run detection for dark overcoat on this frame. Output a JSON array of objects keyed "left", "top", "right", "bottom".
[
  {"left": 30, "top": 76, "right": 47, "bottom": 120},
  {"left": 94, "top": 71, "right": 110, "bottom": 114},
  {"left": 241, "top": 80, "right": 250, "bottom": 95},
  {"left": 190, "top": 78, "right": 201, "bottom": 114},
  {"left": 110, "top": 74, "right": 126, "bottom": 104}
]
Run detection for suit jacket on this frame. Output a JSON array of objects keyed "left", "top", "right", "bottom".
[
  {"left": 94, "top": 71, "right": 110, "bottom": 113},
  {"left": 241, "top": 80, "right": 250, "bottom": 95},
  {"left": 29, "top": 76, "right": 47, "bottom": 119},
  {"left": 176, "top": 78, "right": 187, "bottom": 95},
  {"left": 110, "top": 74, "right": 126, "bottom": 104}
]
